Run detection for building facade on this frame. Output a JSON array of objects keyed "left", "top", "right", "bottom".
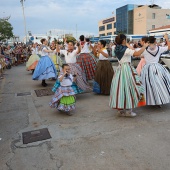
[
  {"left": 149, "top": 25, "right": 170, "bottom": 37},
  {"left": 98, "top": 16, "right": 116, "bottom": 37},
  {"left": 133, "top": 5, "right": 170, "bottom": 34},
  {"left": 116, "top": 4, "right": 138, "bottom": 34}
]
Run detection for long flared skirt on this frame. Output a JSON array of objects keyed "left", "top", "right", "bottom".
[
  {"left": 141, "top": 63, "right": 170, "bottom": 105},
  {"left": 49, "top": 86, "right": 76, "bottom": 112},
  {"left": 49, "top": 54, "right": 63, "bottom": 71},
  {"left": 32, "top": 56, "right": 57, "bottom": 80},
  {"left": 26, "top": 54, "right": 40, "bottom": 70},
  {"left": 68, "top": 63, "right": 90, "bottom": 91},
  {"left": 109, "top": 63, "right": 145, "bottom": 109},
  {"left": 93, "top": 60, "right": 114, "bottom": 95},
  {"left": 136, "top": 58, "right": 146, "bottom": 75},
  {"left": 76, "top": 53, "right": 97, "bottom": 80}
]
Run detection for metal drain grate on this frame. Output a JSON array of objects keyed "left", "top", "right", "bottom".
[
  {"left": 16, "top": 92, "right": 31, "bottom": 96},
  {"left": 22, "top": 128, "right": 51, "bottom": 144},
  {"left": 35, "top": 88, "right": 54, "bottom": 97}
]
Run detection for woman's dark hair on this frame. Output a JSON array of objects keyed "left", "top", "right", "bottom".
[
  {"left": 133, "top": 44, "right": 138, "bottom": 48},
  {"left": 141, "top": 37, "right": 149, "bottom": 43},
  {"left": 40, "top": 38, "right": 46, "bottom": 44},
  {"left": 85, "top": 38, "right": 90, "bottom": 42},
  {"left": 148, "top": 36, "right": 156, "bottom": 44},
  {"left": 79, "top": 35, "right": 84, "bottom": 41},
  {"left": 115, "top": 34, "right": 126, "bottom": 45},
  {"left": 62, "top": 64, "right": 69, "bottom": 69},
  {"left": 99, "top": 40, "right": 106, "bottom": 47}
]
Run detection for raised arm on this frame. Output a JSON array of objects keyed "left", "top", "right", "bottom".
[
  {"left": 133, "top": 43, "right": 149, "bottom": 57},
  {"left": 164, "top": 34, "right": 170, "bottom": 50},
  {"left": 76, "top": 42, "right": 81, "bottom": 54}
]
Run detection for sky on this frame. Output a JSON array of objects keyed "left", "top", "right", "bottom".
[{"left": 0, "top": 0, "right": 170, "bottom": 40}]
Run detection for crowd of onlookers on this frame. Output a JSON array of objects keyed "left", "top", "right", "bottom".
[{"left": 0, "top": 42, "right": 33, "bottom": 79}]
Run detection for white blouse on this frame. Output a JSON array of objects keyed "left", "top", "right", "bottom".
[
  {"left": 31, "top": 48, "right": 38, "bottom": 55},
  {"left": 99, "top": 49, "right": 108, "bottom": 60},
  {"left": 119, "top": 48, "right": 135, "bottom": 64},
  {"left": 41, "top": 46, "right": 51, "bottom": 56},
  {"left": 142, "top": 46, "right": 168, "bottom": 64},
  {"left": 60, "top": 50, "right": 77, "bottom": 63},
  {"left": 59, "top": 74, "right": 73, "bottom": 86},
  {"left": 80, "top": 42, "right": 91, "bottom": 53}
]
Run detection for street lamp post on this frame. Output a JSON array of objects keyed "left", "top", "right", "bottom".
[{"left": 20, "top": 0, "right": 27, "bottom": 44}]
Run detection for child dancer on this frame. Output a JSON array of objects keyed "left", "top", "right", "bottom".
[
  {"left": 109, "top": 34, "right": 148, "bottom": 117},
  {"left": 49, "top": 64, "right": 76, "bottom": 115},
  {"left": 54, "top": 41, "right": 90, "bottom": 94},
  {"left": 32, "top": 38, "right": 57, "bottom": 87}
]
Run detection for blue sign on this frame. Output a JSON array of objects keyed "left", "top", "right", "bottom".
[{"left": 30, "top": 36, "right": 34, "bottom": 41}]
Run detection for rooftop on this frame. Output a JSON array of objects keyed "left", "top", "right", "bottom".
[{"left": 151, "top": 25, "right": 170, "bottom": 31}]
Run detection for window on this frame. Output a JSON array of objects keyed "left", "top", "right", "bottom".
[
  {"left": 152, "top": 25, "right": 155, "bottom": 29},
  {"left": 107, "top": 32, "right": 112, "bottom": 35},
  {"left": 99, "top": 26, "right": 105, "bottom": 31},
  {"left": 107, "top": 23, "right": 112, "bottom": 30},
  {"left": 152, "top": 13, "right": 156, "bottom": 19},
  {"left": 99, "top": 34, "right": 105, "bottom": 36},
  {"left": 114, "top": 22, "right": 116, "bottom": 28}
]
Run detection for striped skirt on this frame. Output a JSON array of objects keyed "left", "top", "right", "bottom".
[
  {"left": 93, "top": 60, "right": 114, "bottom": 95},
  {"left": 76, "top": 53, "right": 97, "bottom": 80},
  {"left": 68, "top": 63, "right": 90, "bottom": 91},
  {"left": 109, "top": 63, "right": 145, "bottom": 109},
  {"left": 141, "top": 63, "right": 170, "bottom": 105},
  {"left": 49, "top": 86, "right": 76, "bottom": 112}
]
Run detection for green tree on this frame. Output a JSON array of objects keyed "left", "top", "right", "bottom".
[{"left": 0, "top": 19, "right": 13, "bottom": 41}]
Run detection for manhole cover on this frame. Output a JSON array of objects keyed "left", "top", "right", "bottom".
[
  {"left": 35, "top": 88, "right": 54, "bottom": 97},
  {"left": 16, "top": 92, "right": 31, "bottom": 96},
  {"left": 22, "top": 128, "right": 51, "bottom": 144}
]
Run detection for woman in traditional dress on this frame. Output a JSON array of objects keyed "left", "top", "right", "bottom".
[
  {"left": 141, "top": 34, "right": 170, "bottom": 106},
  {"left": 26, "top": 43, "right": 40, "bottom": 73},
  {"left": 76, "top": 35, "right": 97, "bottom": 80},
  {"left": 136, "top": 37, "right": 148, "bottom": 75},
  {"left": 92, "top": 40, "right": 114, "bottom": 95},
  {"left": 32, "top": 38, "right": 57, "bottom": 87},
  {"left": 49, "top": 64, "right": 76, "bottom": 115},
  {"left": 109, "top": 34, "right": 148, "bottom": 117},
  {"left": 53, "top": 41, "right": 90, "bottom": 94}
]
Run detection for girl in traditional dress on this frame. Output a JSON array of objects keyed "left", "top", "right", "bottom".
[
  {"left": 49, "top": 64, "right": 76, "bottom": 115},
  {"left": 92, "top": 40, "right": 114, "bottom": 95},
  {"left": 136, "top": 37, "right": 148, "bottom": 75},
  {"left": 32, "top": 38, "right": 57, "bottom": 87},
  {"left": 53, "top": 41, "right": 90, "bottom": 94},
  {"left": 49, "top": 41, "right": 63, "bottom": 73},
  {"left": 109, "top": 34, "right": 148, "bottom": 117},
  {"left": 76, "top": 35, "right": 97, "bottom": 80},
  {"left": 141, "top": 34, "right": 170, "bottom": 106},
  {"left": 26, "top": 43, "right": 40, "bottom": 73}
]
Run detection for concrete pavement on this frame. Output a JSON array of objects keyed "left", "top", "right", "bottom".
[{"left": 0, "top": 64, "right": 170, "bottom": 170}]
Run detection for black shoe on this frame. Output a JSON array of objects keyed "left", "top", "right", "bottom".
[{"left": 42, "top": 82, "right": 47, "bottom": 87}]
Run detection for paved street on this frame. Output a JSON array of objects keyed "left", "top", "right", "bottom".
[{"left": 0, "top": 64, "right": 170, "bottom": 170}]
